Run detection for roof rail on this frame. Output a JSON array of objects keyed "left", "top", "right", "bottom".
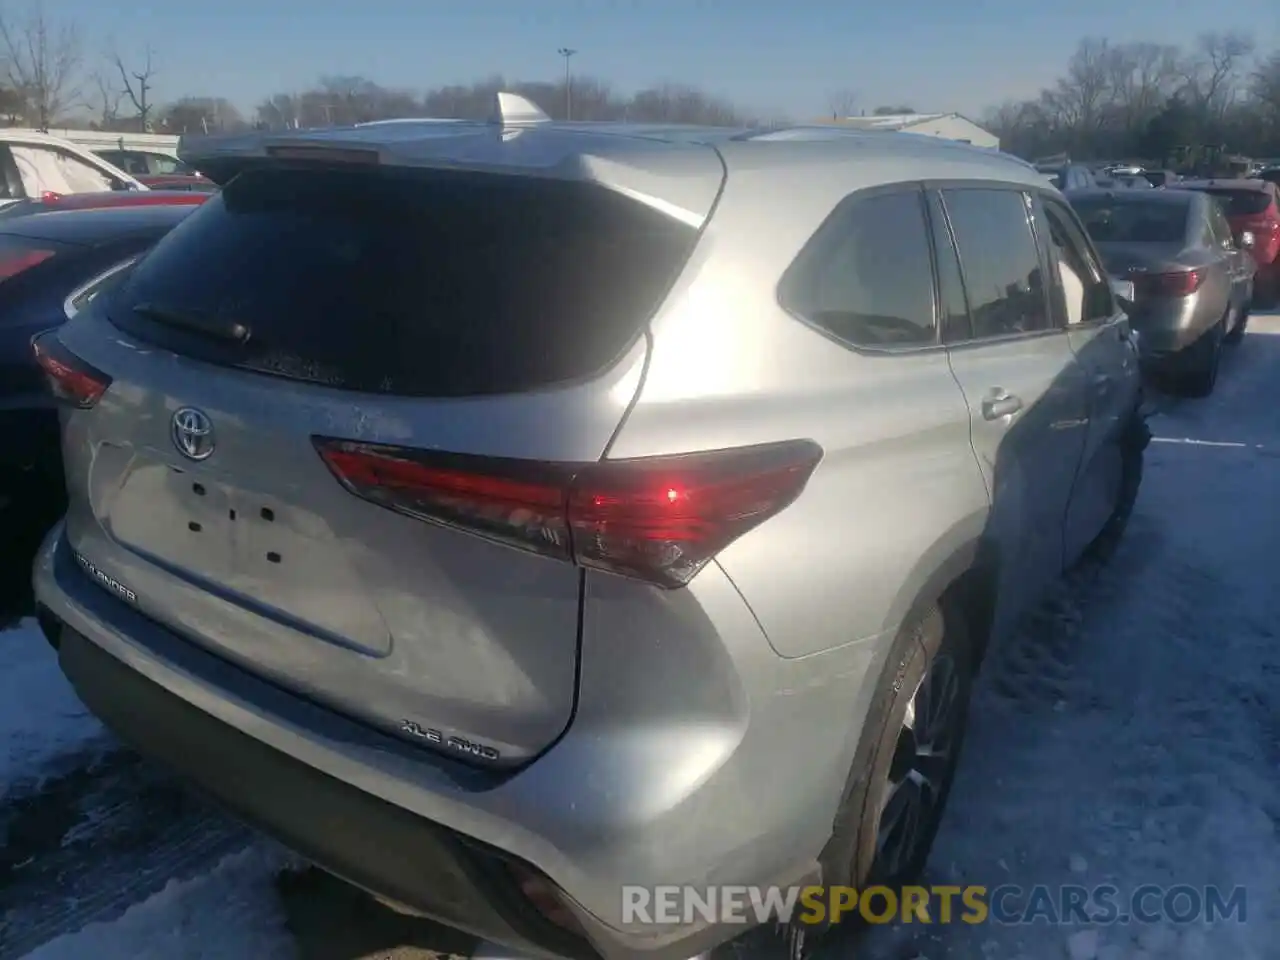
[{"left": 487, "top": 91, "right": 551, "bottom": 127}]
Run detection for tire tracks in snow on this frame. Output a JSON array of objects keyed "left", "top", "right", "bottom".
[{"left": 0, "top": 745, "right": 250, "bottom": 959}]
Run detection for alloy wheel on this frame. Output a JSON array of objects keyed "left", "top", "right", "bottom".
[{"left": 874, "top": 653, "right": 962, "bottom": 878}]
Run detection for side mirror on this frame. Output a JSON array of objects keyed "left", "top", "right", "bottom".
[
  {"left": 1109, "top": 277, "right": 1136, "bottom": 309},
  {"left": 1239, "top": 230, "right": 1256, "bottom": 250}
]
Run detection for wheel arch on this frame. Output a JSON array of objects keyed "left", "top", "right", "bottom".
[{"left": 879, "top": 509, "right": 1001, "bottom": 670}]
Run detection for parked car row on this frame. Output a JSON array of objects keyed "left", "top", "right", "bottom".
[
  {"left": 0, "top": 98, "right": 1188, "bottom": 960},
  {"left": 0, "top": 130, "right": 215, "bottom": 217},
  {"left": 1064, "top": 186, "right": 1255, "bottom": 396}
]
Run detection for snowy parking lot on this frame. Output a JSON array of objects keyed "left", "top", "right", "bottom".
[{"left": 3, "top": 314, "right": 1279, "bottom": 960}]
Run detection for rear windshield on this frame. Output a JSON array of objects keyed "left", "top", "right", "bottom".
[
  {"left": 104, "top": 166, "right": 699, "bottom": 397},
  {"left": 1069, "top": 197, "right": 1189, "bottom": 244},
  {"left": 1191, "top": 188, "right": 1270, "bottom": 217}
]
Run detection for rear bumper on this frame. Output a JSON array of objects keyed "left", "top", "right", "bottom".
[
  {"left": 1128, "top": 292, "right": 1220, "bottom": 360},
  {"left": 53, "top": 621, "right": 590, "bottom": 960},
  {"left": 33, "top": 522, "right": 837, "bottom": 960}
]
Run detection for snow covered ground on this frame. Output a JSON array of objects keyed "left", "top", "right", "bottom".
[{"left": 2, "top": 314, "right": 1279, "bottom": 960}]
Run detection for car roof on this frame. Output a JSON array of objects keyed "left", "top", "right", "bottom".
[
  {"left": 178, "top": 92, "right": 1043, "bottom": 223},
  {"left": 1174, "top": 178, "right": 1271, "bottom": 192},
  {"left": 0, "top": 203, "right": 195, "bottom": 245},
  {"left": 1065, "top": 187, "right": 1196, "bottom": 205}
]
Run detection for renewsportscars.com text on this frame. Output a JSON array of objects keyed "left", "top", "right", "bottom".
[{"left": 622, "top": 884, "right": 1247, "bottom": 926}]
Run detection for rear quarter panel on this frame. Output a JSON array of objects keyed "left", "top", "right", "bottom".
[{"left": 606, "top": 167, "right": 991, "bottom": 661}]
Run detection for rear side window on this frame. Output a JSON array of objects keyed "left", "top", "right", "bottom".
[
  {"left": 942, "top": 188, "right": 1049, "bottom": 340},
  {"left": 1036, "top": 197, "right": 1113, "bottom": 326},
  {"left": 779, "top": 188, "right": 937, "bottom": 348},
  {"left": 0, "top": 147, "right": 24, "bottom": 199},
  {"left": 66, "top": 257, "right": 139, "bottom": 317},
  {"left": 1197, "top": 188, "right": 1270, "bottom": 217},
  {"left": 105, "top": 166, "right": 699, "bottom": 397}
]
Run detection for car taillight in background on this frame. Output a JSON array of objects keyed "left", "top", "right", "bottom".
[
  {"left": 0, "top": 240, "right": 57, "bottom": 282},
  {"left": 31, "top": 331, "right": 112, "bottom": 408},
  {"left": 1132, "top": 269, "right": 1204, "bottom": 298},
  {"left": 315, "top": 437, "right": 824, "bottom": 589}
]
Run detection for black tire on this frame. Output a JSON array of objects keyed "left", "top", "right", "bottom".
[
  {"left": 1177, "top": 317, "right": 1224, "bottom": 398},
  {"left": 1085, "top": 411, "right": 1149, "bottom": 563},
  {"left": 793, "top": 600, "right": 973, "bottom": 953},
  {"left": 1225, "top": 301, "right": 1249, "bottom": 345}
]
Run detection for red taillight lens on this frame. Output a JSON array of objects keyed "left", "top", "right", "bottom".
[
  {"left": 31, "top": 331, "right": 112, "bottom": 408},
  {"left": 1134, "top": 269, "right": 1203, "bottom": 298},
  {"left": 0, "top": 248, "right": 56, "bottom": 282},
  {"left": 315, "top": 438, "right": 824, "bottom": 588}
]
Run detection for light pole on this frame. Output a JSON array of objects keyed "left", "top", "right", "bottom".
[{"left": 557, "top": 47, "right": 577, "bottom": 120}]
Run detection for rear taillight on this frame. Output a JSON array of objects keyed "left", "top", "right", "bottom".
[
  {"left": 1133, "top": 269, "right": 1203, "bottom": 298},
  {"left": 31, "top": 331, "right": 112, "bottom": 408},
  {"left": 0, "top": 247, "right": 56, "bottom": 282},
  {"left": 315, "top": 437, "right": 824, "bottom": 588}
]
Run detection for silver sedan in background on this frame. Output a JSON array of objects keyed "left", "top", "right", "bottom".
[{"left": 1065, "top": 187, "right": 1254, "bottom": 397}]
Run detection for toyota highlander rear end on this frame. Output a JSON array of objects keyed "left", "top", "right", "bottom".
[{"left": 29, "top": 119, "right": 878, "bottom": 960}]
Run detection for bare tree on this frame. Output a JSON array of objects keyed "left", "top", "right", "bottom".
[
  {"left": 0, "top": 2, "right": 82, "bottom": 129},
  {"left": 113, "top": 44, "right": 157, "bottom": 130},
  {"left": 91, "top": 69, "right": 122, "bottom": 127},
  {"left": 1047, "top": 38, "right": 1116, "bottom": 139},
  {"left": 1252, "top": 52, "right": 1280, "bottom": 135},
  {"left": 826, "top": 87, "right": 858, "bottom": 120},
  {"left": 1181, "top": 32, "right": 1255, "bottom": 118}
]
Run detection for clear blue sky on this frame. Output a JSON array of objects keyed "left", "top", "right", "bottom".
[{"left": 46, "top": 0, "right": 1280, "bottom": 120}]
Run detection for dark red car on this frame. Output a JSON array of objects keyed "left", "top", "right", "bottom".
[
  {"left": 1172, "top": 179, "right": 1280, "bottom": 306},
  {"left": 135, "top": 174, "right": 219, "bottom": 193},
  {"left": 0, "top": 189, "right": 209, "bottom": 221}
]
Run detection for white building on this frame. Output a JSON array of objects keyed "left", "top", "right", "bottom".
[{"left": 831, "top": 113, "right": 999, "bottom": 150}]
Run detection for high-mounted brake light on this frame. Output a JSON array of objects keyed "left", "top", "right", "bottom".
[
  {"left": 265, "top": 145, "right": 380, "bottom": 165},
  {"left": 314, "top": 438, "right": 824, "bottom": 588},
  {"left": 31, "top": 331, "right": 112, "bottom": 408},
  {"left": 0, "top": 247, "right": 56, "bottom": 282}
]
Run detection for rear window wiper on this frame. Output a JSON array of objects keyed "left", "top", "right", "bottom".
[{"left": 131, "top": 302, "right": 252, "bottom": 344}]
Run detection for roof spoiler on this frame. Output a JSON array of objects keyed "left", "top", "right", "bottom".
[{"left": 178, "top": 91, "right": 553, "bottom": 186}]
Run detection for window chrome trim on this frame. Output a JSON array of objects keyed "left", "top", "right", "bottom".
[{"left": 63, "top": 254, "right": 141, "bottom": 319}]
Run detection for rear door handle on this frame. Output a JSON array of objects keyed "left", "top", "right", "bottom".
[{"left": 982, "top": 394, "right": 1024, "bottom": 420}]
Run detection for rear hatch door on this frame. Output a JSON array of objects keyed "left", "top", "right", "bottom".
[{"left": 61, "top": 148, "right": 718, "bottom": 766}]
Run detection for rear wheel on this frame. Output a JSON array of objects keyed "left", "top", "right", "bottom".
[
  {"left": 1225, "top": 300, "right": 1249, "bottom": 344},
  {"left": 1253, "top": 271, "right": 1280, "bottom": 310},
  {"left": 1177, "top": 316, "right": 1224, "bottom": 398},
  {"left": 796, "top": 601, "right": 973, "bottom": 953},
  {"left": 1086, "top": 410, "right": 1149, "bottom": 563}
]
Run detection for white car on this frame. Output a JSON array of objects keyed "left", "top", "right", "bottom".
[{"left": 0, "top": 130, "right": 148, "bottom": 210}]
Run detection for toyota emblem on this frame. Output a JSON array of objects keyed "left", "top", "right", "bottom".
[{"left": 171, "top": 407, "right": 215, "bottom": 461}]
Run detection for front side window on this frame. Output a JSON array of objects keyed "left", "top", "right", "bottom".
[
  {"left": 779, "top": 188, "right": 937, "bottom": 349},
  {"left": 942, "top": 188, "right": 1049, "bottom": 340}
]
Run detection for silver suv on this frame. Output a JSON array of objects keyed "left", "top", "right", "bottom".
[{"left": 32, "top": 97, "right": 1147, "bottom": 960}]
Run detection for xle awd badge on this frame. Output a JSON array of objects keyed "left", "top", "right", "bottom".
[
  {"left": 172, "top": 407, "right": 214, "bottom": 461},
  {"left": 400, "top": 719, "right": 501, "bottom": 762}
]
